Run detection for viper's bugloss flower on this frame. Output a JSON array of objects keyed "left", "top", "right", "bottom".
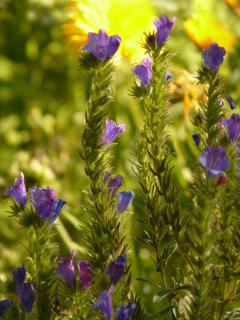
[
  {"left": 102, "top": 120, "right": 125, "bottom": 145},
  {"left": 107, "top": 255, "right": 126, "bottom": 284},
  {"left": 12, "top": 265, "right": 26, "bottom": 286},
  {"left": 18, "top": 282, "right": 35, "bottom": 312},
  {"left": 13, "top": 266, "right": 35, "bottom": 312},
  {"left": 118, "top": 191, "right": 134, "bottom": 213},
  {"left": 78, "top": 260, "right": 92, "bottom": 290},
  {"left": 83, "top": 29, "right": 121, "bottom": 60},
  {"left": 93, "top": 286, "right": 113, "bottom": 320},
  {"left": 104, "top": 172, "right": 124, "bottom": 196},
  {"left": 116, "top": 303, "right": 136, "bottom": 320},
  {"left": 56, "top": 251, "right": 76, "bottom": 288},
  {"left": 202, "top": 42, "right": 226, "bottom": 71},
  {"left": 133, "top": 57, "right": 152, "bottom": 87},
  {"left": 4, "top": 172, "right": 27, "bottom": 206},
  {"left": 29, "top": 187, "right": 66, "bottom": 222},
  {"left": 0, "top": 300, "right": 12, "bottom": 317},
  {"left": 225, "top": 95, "right": 236, "bottom": 110},
  {"left": 222, "top": 113, "right": 240, "bottom": 141},
  {"left": 154, "top": 15, "right": 176, "bottom": 46},
  {"left": 199, "top": 146, "right": 230, "bottom": 176},
  {"left": 192, "top": 134, "right": 200, "bottom": 146}
]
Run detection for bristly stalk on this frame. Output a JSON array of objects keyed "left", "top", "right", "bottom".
[
  {"left": 132, "top": 35, "right": 181, "bottom": 311},
  {"left": 195, "top": 64, "right": 224, "bottom": 148},
  {"left": 79, "top": 53, "right": 126, "bottom": 274},
  {"left": 6, "top": 202, "right": 59, "bottom": 320}
]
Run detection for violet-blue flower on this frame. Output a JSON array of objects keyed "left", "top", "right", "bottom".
[
  {"left": 199, "top": 146, "right": 230, "bottom": 176},
  {"left": 78, "top": 260, "right": 92, "bottom": 290},
  {"left": 93, "top": 286, "right": 113, "bottom": 320},
  {"left": 154, "top": 15, "right": 176, "bottom": 46},
  {"left": 225, "top": 95, "right": 236, "bottom": 110},
  {"left": 4, "top": 172, "right": 27, "bottom": 206},
  {"left": 102, "top": 119, "right": 125, "bottom": 145},
  {"left": 107, "top": 254, "right": 126, "bottom": 284},
  {"left": 202, "top": 43, "right": 226, "bottom": 71},
  {"left": 18, "top": 282, "right": 35, "bottom": 312},
  {"left": 133, "top": 57, "right": 152, "bottom": 87},
  {"left": 56, "top": 251, "right": 76, "bottom": 288},
  {"left": 12, "top": 265, "right": 26, "bottom": 286},
  {"left": 192, "top": 134, "right": 200, "bottom": 146},
  {"left": 222, "top": 113, "right": 240, "bottom": 141},
  {"left": 104, "top": 172, "right": 124, "bottom": 196},
  {"left": 118, "top": 191, "right": 134, "bottom": 213},
  {"left": 116, "top": 303, "right": 136, "bottom": 320},
  {"left": 13, "top": 266, "right": 35, "bottom": 312},
  {"left": 83, "top": 29, "right": 121, "bottom": 60},
  {"left": 0, "top": 300, "right": 12, "bottom": 317},
  {"left": 29, "top": 187, "right": 66, "bottom": 222}
]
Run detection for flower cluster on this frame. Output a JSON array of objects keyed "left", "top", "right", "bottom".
[
  {"left": 93, "top": 286, "right": 136, "bottom": 320},
  {"left": 56, "top": 251, "right": 92, "bottom": 290},
  {"left": 4, "top": 172, "right": 66, "bottom": 223},
  {"left": 83, "top": 29, "right": 121, "bottom": 60}
]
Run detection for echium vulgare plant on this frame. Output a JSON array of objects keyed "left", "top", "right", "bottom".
[
  {"left": 183, "top": 42, "right": 240, "bottom": 319},
  {"left": 132, "top": 16, "right": 186, "bottom": 318},
  {"left": 2, "top": 15, "right": 240, "bottom": 320},
  {"left": 0, "top": 172, "right": 66, "bottom": 319}
]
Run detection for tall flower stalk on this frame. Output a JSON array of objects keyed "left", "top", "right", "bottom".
[
  {"left": 79, "top": 30, "right": 132, "bottom": 276},
  {"left": 3, "top": 173, "right": 65, "bottom": 319},
  {"left": 132, "top": 16, "right": 182, "bottom": 314},
  {"left": 186, "top": 43, "right": 240, "bottom": 318}
]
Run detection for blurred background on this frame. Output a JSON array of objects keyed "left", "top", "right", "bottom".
[{"left": 0, "top": 0, "right": 240, "bottom": 313}]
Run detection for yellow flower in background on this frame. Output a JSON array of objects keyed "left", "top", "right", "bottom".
[
  {"left": 184, "top": 14, "right": 236, "bottom": 51},
  {"left": 63, "top": 0, "right": 155, "bottom": 61},
  {"left": 225, "top": 0, "right": 240, "bottom": 8},
  {"left": 169, "top": 70, "right": 206, "bottom": 119},
  {"left": 224, "top": 0, "right": 240, "bottom": 16}
]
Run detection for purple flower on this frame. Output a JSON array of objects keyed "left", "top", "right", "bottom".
[
  {"left": 133, "top": 57, "right": 152, "bottom": 87},
  {"left": 202, "top": 43, "right": 226, "bottom": 71},
  {"left": 0, "top": 300, "right": 12, "bottom": 317},
  {"left": 154, "top": 15, "right": 176, "bottom": 46},
  {"left": 78, "top": 260, "right": 92, "bottom": 290},
  {"left": 107, "top": 255, "right": 126, "bottom": 284},
  {"left": 225, "top": 95, "right": 236, "bottom": 110},
  {"left": 18, "top": 282, "right": 35, "bottom": 312},
  {"left": 116, "top": 303, "right": 136, "bottom": 320},
  {"left": 13, "top": 266, "right": 35, "bottom": 312},
  {"left": 102, "top": 120, "right": 125, "bottom": 145},
  {"left": 222, "top": 113, "right": 240, "bottom": 141},
  {"left": 104, "top": 172, "right": 124, "bottom": 196},
  {"left": 4, "top": 172, "right": 27, "bottom": 206},
  {"left": 93, "top": 286, "right": 113, "bottom": 320},
  {"left": 83, "top": 29, "right": 121, "bottom": 60},
  {"left": 56, "top": 251, "right": 76, "bottom": 288},
  {"left": 199, "top": 146, "right": 230, "bottom": 176},
  {"left": 192, "top": 134, "right": 200, "bottom": 146},
  {"left": 12, "top": 265, "right": 26, "bottom": 286},
  {"left": 29, "top": 187, "right": 66, "bottom": 222},
  {"left": 118, "top": 191, "right": 134, "bottom": 213}
]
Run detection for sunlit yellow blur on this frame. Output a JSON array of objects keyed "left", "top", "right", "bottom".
[
  {"left": 184, "top": 14, "right": 236, "bottom": 51},
  {"left": 225, "top": 0, "right": 240, "bottom": 9},
  {"left": 63, "top": 0, "right": 155, "bottom": 61},
  {"left": 169, "top": 71, "right": 206, "bottom": 119},
  {"left": 224, "top": 0, "right": 240, "bottom": 16}
]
